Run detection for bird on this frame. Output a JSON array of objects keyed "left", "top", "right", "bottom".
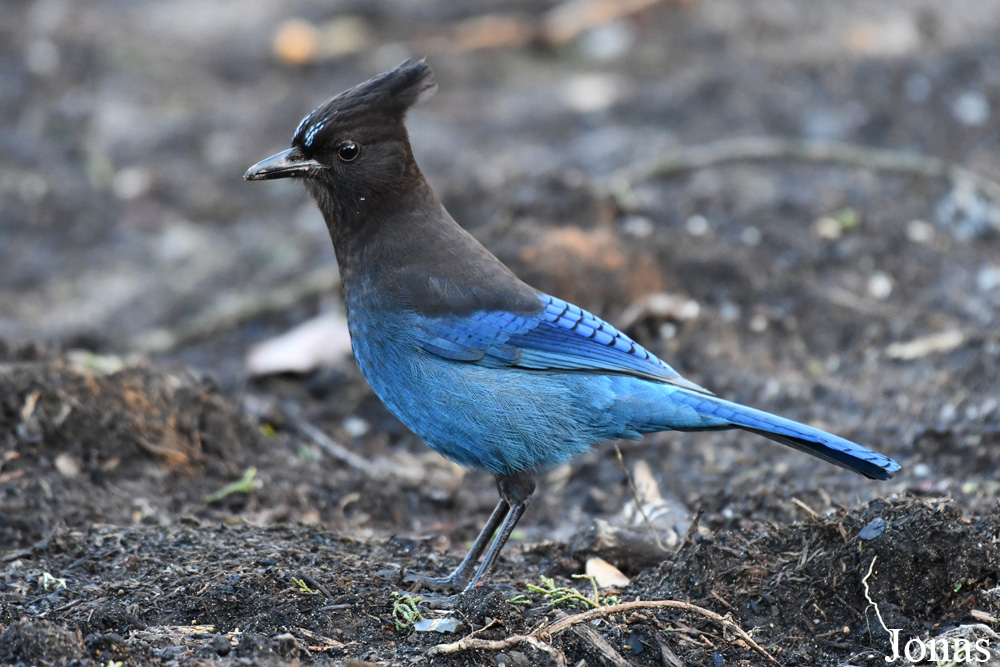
[{"left": 245, "top": 59, "right": 900, "bottom": 593}]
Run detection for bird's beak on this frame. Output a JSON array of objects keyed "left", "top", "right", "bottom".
[{"left": 244, "top": 148, "right": 325, "bottom": 181}]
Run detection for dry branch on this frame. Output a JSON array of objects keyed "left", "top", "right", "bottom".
[
  {"left": 569, "top": 620, "right": 634, "bottom": 666},
  {"left": 615, "top": 444, "right": 670, "bottom": 551},
  {"left": 426, "top": 632, "right": 560, "bottom": 658},
  {"left": 428, "top": 598, "right": 777, "bottom": 663}
]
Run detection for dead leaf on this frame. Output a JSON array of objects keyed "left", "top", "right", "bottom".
[
  {"left": 585, "top": 556, "right": 630, "bottom": 588},
  {"left": 246, "top": 312, "right": 352, "bottom": 376}
]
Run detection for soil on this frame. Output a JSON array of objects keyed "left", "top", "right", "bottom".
[{"left": 3, "top": 1, "right": 1000, "bottom": 665}]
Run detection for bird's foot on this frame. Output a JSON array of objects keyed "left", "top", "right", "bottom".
[
  {"left": 400, "top": 577, "right": 517, "bottom": 609},
  {"left": 402, "top": 569, "right": 468, "bottom": 592},
  {"left": 399, "top": 571, "right": 467, "bottom": 609},
  {"left": 412, "top": 591, "right": 463, "bottom": 608}
]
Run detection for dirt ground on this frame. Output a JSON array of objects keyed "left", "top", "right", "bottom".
[{"left": 3, "top": 0, "right": 1000, "bottom": 665}]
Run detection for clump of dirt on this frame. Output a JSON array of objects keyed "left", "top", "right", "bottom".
[
  {"left": 0, "top": 347, "right": 265, "bottom": 548},
  {"left": 0, "top": 618, "right": 86, "bottom": 667},
  {"left": 635, "top": 496, "right": 1000, "bottom": 664}
]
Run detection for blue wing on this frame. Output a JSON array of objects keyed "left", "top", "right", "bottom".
[{"left": 414, "top": 294, "right": 711, "bottom": 394}]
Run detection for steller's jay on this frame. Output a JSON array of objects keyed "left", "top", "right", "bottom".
[{"left": 245, "top": 60, "right": 900, "bottom": 592}]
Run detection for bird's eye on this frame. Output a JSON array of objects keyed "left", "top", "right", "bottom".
[{"left": 338, "top": 141, "right": 360, "bottom": 162}]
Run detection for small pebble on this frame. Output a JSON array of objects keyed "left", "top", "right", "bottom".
[
  {"left": 210, "top": 634, "right": 230, "bottom": 656},
  {"left": 625, "top": 630, "right": 645, "bottom": 655},
  {"left": 813, "top": 216, "right": 842, "bottom": 240},
  {"left": 26, "top": 39, "right": 60, "bottom": 77},
  {"left": 413, "top": 617, "right": 464, "bottom": 634},
  {"left": 562, "top": 74, "right": 622, "bottom": 113},
  {"left": 719, "top": 301, "right": 740, "bottom": 322},
  {"left": 54, "top": 453, "right": 81, "bottom": 478},
  {"left": 904, "top": 73, "right": 931, "bottom": 103},
  {"left": 343, "top": 416, "right": 370, "bottom": 438},
  {"left": 867, "top": 272, "right": 893, "bottom": 300},
  {"left": 858, "top": 517, "right": 885, "bottom": 540},
  {"left": 621, "top": 216, "right": 654, "bottom": 238},
  {"left": 18, "top": 173, "right": 49, "bottom": 205},
  {"left": 951, "top": 90, "right": 990, "bottom": 126},
  {"left": 577, "top": 19, "right": 634, "bottom": 61},
  {"left": 685, "top": 215, "right": 709, "bottom": 236},
  {"left": 659, "top": 322, "right": 677, "bottom": 340},
  {"left": 976, "top": 265, "right": 1000, "bottom": 292},
  {"left": 113, "top": 166, "right": 152, "bottom": 200},
  {"left": 906, "top": 219, "right": 935, "bottom": 244},
  {"left": 740, "top": 226, "right": 762, "bottom": 246}
]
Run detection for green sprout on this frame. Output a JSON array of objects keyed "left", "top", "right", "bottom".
[
  {"left": 525, "top": 574, "right": 619, "bottom": 609},
  {"left": 833, "top": 207, "right": 860, "bottom": 230},
  {"left": 40, "top": 572, "right": 67, "bottom": 591},
  {"left": 291, "top": 578, "right": 317, "bottom": 594},
  {"left": 505, "top": 594, "right": 533, "bottom": 607},
  {"left": 204, "top": 467, "right": 257, "bottom": 503},
  {"left": 391, "top": 592, "right": 423, "bottom": 631}
]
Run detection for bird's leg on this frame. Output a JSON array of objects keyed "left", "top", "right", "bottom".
[
  {"left": 460, "top": 472, "right": 535, "bottom": 593},
  {"left": 404, "top": 472, "right": 535, "bottom": 594},
  {"left": 404, "top": 496, "right": 508, "bottom": 590}
]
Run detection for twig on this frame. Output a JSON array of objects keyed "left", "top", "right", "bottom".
[
  {"left": 569, "top": 621, "right": 633, "bottom": 667},
  {"left": 293, "top": 573, "right": 331, "bottom": 598},
  {"left": 677, "top": 506, "right": 704, "bottom": 553},
  {"left": 614, "top": 444, "right": 667, "bottom": 551},
  {"left": 658, "top": 636, "right": 685, "bottom": 667},
  {"left": 289, "top": 411, "right": 379, "bottom": 476},
  {"left": 429, "top": 598, "right": 777, "bottom": 663},
  {"left": 607, "top": 136, "right": 1000, "bottom": 209},
  {"left": 885, "top": 329, "right": 965, "bottom": 360},
  {"left": 283, "top": 401, "right": 425, "bottom": 484},
  {"left": 464, "top": 619, "right": 499, "bottom": 639},
  {"left": 791, "top": 497, "right": 820, "bottom": 521},
  {"left": 543, "top": 599, "right": 775, "bottom": 664},
  {"left": 426, "top": 633, "right": 560, "bottom": 658},
  {"left": 862, "top": 555, "right": 891, "bottom": 637},
  {"left": 293, "top": 626, "right": 344, "bottom": 651},
  {"left": 131, "top": 266, "right": 341, "bottom": 354},
  {"left": 710, "top": 590, "right": 734, "bottom": 611}
]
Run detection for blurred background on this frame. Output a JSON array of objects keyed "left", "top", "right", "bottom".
[{"left": 2, "top": 0, "right": 1000, "bottom": 535}]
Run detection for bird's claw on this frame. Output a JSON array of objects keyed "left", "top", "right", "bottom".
[{"left": 402, "top": 569, "right": 467, "bottom": 591}]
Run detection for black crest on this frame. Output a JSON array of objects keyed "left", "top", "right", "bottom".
[{"left": 293, "top": 59, "right": 437, "bottom": 149}]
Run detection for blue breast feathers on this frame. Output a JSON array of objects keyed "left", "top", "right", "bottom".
[{"left": 413, "top": 294, "right": 710, "bottom": 393}]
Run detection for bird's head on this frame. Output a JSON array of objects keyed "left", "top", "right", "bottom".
[{"left": 244, "top": 59, "right": 437, "bottom": 213}]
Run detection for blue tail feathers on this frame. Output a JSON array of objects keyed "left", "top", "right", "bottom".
[{"left": 671, "top": 391, "right": 900, "bottom": 480}]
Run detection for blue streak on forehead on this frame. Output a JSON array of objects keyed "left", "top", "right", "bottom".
[
  {"left": 304, "top": 121, "right": 325, "bottom": 147},
  {"left": 294, "top": 107, "right": 339, "bottom": 148},
  {"left": 293, "top": 109, "right": 316, "bottom": 141}
]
